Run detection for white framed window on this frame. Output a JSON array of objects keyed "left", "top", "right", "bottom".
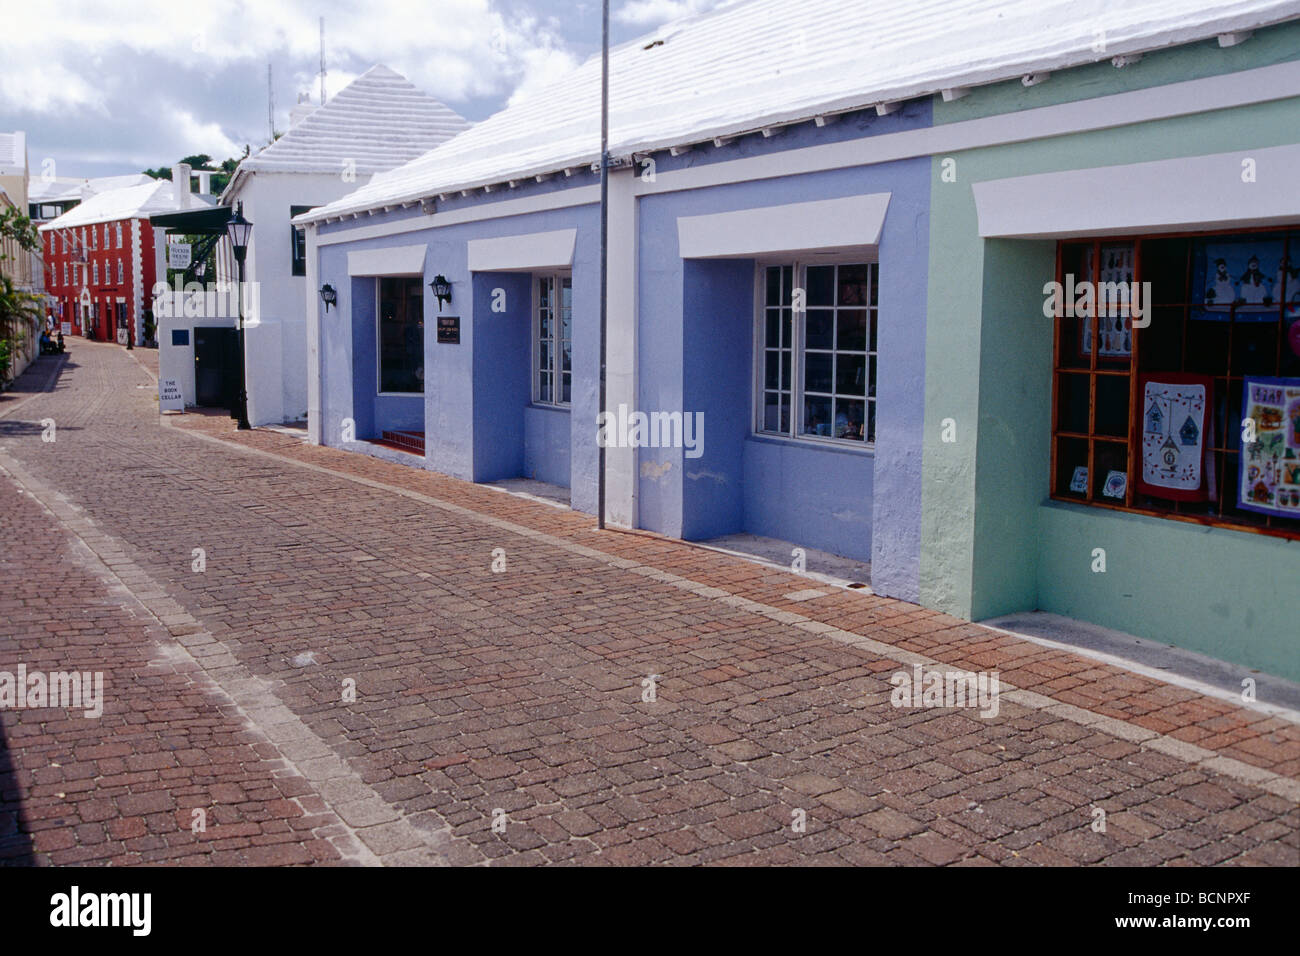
[
  {"left": 117, "top": 259, "right": 124, "bottom": 283},
  {"left": 534, "top": 273, "right": 572, "bottom": 406},
  {"left": 376, "top": 276, "right": 424, "bottom": 394},
  {"left": 62, "top": 262, "right": 67, "bottom": 284},
  {"left": 755, "top": 261, "right": 878, "bottom": 445},
  {"left": 92, "top": 261, "right": 99, "bottom": 284},
  {"left": 115, "top": 222, "right": 122, "bottom": 248}
]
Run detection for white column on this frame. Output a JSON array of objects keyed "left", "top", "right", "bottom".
[
  {"left": 305, "top": 223, "right": 323, "bottom": 444},
  {"left": 604, "top": 167, "right": 637, "bottom": 528}
]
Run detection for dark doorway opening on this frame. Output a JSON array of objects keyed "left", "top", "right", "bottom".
[{"left": 194, "top": 326, "right": 239, "bottom": 409}]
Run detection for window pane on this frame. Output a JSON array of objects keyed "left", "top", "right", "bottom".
[
  {"left": 763, "top": 391, "right": 787, "bottom": 432},
  {"left": 836, "top": 353, "right": 866, "bottom": 396},
  {"left": 806, "top": 266, "right": 834, "bottom": 307},
  {"left": 1093, "top": 441, "right": 1128, "bottom": 500},
  {"left": 837, "top": 310, "right": 867, "bottom": 351},
  {"left": 765, "top": 267, "right": 782, "bottom": 307},
  {"left": 866, "top": 401, "right": 876, "bottom": 443},
  {"left": 538, "top": 277, "right": 551, "bottom": 309},
  {"left": 780, "top": 349, "right": 790, "bottom": 391},
  {"left": 1055, "top": 436, "right": 1089, "bottom": 500},
  {"left": 561, "top": 341, "right": 571, "bottom": 373},
  {"left": 802, "top": 395, "right": 831, "bottom": 437},
  {"left": 765, "top": 351, "right": 781, "bottom": 390},
  {"left": 1056, "top": 372, "right": 1090, "bottom": 434},
  {"left": 765, "top": 309, "right": 781, "bottom": 348},
  {"left": 561, "top": 372, "right": 571, "bottom": 404},
  {"left": 806, "top": 309, "right": 833, "bottom": 349},
  {"left": 838, "top": 264, "right": 869, "bottom": 306},
  {"left": 804, "top": 352, "right": 832, "bottom": 393},
  {"left": 1095, "top": 374, "right": 1130, "bottom": 438},
  {"left": 835, "top": 399, "right": 866, "bottom": 441},
  {"left": 539, "top": 373, "right": 552, "bottom": 404}
]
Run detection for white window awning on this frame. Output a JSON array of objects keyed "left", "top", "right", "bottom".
[
  {"left": 973, "top": 143, "right": 1300, "bottom": 239},
  {"left": 467, "top": 229, "right": 577, "bottom": 272},
  {"left": 347, "top": 243, "right": 427, "bottom": 276},
  {"left": 676, "top": 193, "right": 891, "bottom": 259}
]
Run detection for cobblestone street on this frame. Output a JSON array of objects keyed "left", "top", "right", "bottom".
[{"left": 1, "top": 340, "right": 1297, "bottom": 866}]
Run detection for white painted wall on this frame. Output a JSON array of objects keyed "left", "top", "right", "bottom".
[{"left": 228, "top": 170, "right": 378, "bottom": 426}]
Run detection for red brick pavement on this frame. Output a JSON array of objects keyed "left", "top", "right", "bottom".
[{"left": 0, "top": 339, "right": 1296, "bottom": 866}]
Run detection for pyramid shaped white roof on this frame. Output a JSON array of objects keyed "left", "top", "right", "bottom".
[
  {"left": 228, "top": 64, "right": 470, "bottom": 192},
  {"left": 301, "top": 0, "right": 1300, "bottom": 223}
]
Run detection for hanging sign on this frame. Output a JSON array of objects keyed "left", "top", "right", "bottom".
[
  {"left": 1239, "top": 377, "right": 1300, "bottom": 517},
  {"left": 168, "top": 243, "right": 192, "bottom": 269}
]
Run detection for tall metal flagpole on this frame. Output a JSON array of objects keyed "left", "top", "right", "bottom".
[{"left": 597, "top": 0, "right": 609, "bottom": 530}]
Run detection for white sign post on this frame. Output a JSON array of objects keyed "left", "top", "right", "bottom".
[
  {"left": 168, "top": 243, "right": 192, "bottom": 270},
  {"left": 159, "top": 378, "right": 184, "bottom": 413}
]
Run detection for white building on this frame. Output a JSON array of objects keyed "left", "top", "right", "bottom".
[{"left": 208, "top": 64, "right": 470, "bottom": 426}]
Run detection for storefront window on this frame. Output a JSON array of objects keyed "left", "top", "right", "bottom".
[
  {"left": 535, "top": 274, "right": 572, "bottom": 406},
  {"left": 377, "top": 277, "right": 424, "bottom": 394},
  {"left": 758, "top": 262, "right": 877, "bottom": 444},
  {"left": 1051, "top": 230, "right": 1300, "bottom": 539}
]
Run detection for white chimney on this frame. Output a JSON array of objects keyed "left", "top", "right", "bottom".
[
  {"left": 172, "top": 162, "right": 192, "bottom": 209},
  {"left": 289, "top": 92, "right": 316, "bottom": 129},
  {"left": 196, "top": 170, "right": 212, "bottom": 196}
]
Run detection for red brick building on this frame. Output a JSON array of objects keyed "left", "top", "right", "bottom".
[{"left": 40, "top": 166, "right": 212, "bottom": 343}]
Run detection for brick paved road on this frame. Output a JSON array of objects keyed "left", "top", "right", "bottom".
[{"left": 1, "top": 340, "right": 1297, "bottom": 866}]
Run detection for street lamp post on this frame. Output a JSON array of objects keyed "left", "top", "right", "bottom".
[{"left": 226, "top": 203, "right": 253, "bottom": 430}]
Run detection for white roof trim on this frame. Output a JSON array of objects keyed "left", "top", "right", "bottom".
[
  {"left": 347, "top": 243, "right": 427, "bottom": 276},
  {"left": 972, "top": 143, "right": 1300, "bottom": 239},
  {"left": 677, "top": 194, "right": 891, "bottom": 259},
  {"left": 466, "top": 229, "right": 578, "bottom": 272}
]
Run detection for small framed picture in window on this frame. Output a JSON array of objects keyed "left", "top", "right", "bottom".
[
  {"left": 1069, "top": 466, "right": 1088, "bottom": 494},
  {"left": 1102, "top": 470, "right": 1127, "bottom": 499}
]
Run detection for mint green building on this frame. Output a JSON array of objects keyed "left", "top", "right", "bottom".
[{"left": 919, "top": 17, "right": 1300, "bottom": 681}]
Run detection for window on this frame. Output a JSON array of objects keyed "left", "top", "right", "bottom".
[
  {"left": 535, "top": 274, "right": 572, "bottom": 405},
  {"left": 92, "top": 261, "right": 98, "bottom": 284},
  {"left": 117, "top": 260, "right": 124, "bottom": 283},
  {"left": 757, "top": 262, "right": 877, "bottom": 444},
  {"left": 377, "top": 277, "right": 424, "bottom": 393},
  {"left": 62, "top": 262, "right": 67, "bottom": 284},
  {"left": 1051, "top": 230, "right": 1300, "bottom": 540},
  {"left": 115, "top": 222, "right": 122, "bottom": 248},
  {"left": 290, "top": 205, "right": 315, "bottom": 276}
]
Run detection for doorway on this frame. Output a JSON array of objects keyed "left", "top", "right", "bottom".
[{"left": 194, "top": 326, "right": 238, "bottom": 408}]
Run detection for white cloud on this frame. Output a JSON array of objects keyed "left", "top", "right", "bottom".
[{"left": 0, "top": 0, "right": 586, "bottom": 172}]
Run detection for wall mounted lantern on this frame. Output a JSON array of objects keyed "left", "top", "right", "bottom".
[
  {"left": 430, "top": 274, "right": 452, "bottom": 311},
  {"left": 319, "top": 283, "right": 337, "bottom": 312}
]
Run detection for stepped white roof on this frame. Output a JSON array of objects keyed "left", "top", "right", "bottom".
[
  {"left": 300, "top": 0, "right": 1300, "bottom": 224},
  {"left": 225, "top": 64, "right": 470, "bottom": 197},
  {"left": 38, "top": 179, "right": 214, "bottom": 232}
]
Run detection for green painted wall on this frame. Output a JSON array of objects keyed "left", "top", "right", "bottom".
[{"left": 920, "top": 26, "right": 1300, "bottom": 679}]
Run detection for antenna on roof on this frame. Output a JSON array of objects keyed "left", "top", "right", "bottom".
[{"left": 319, "top": 17, "right": 327, "bottom": 105}]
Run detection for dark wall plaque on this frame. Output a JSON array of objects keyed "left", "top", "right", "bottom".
[{"left": 437, "top": 315, "right": 460, "bottom": 344}]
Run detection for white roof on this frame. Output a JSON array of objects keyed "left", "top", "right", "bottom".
[
  {"left": 38, "top": 179, "right": 214, "bottom": 231},
  {"left": 29, "top": 173, "right": 155, "bottom": 204},
  {"left": 302, "top": 0, "right": 1300, "bottom": 223},
  {"left": 226, "top": 64, "right": 470, "bottom": 197}
]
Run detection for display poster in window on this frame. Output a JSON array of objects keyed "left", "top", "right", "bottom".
[
  {"left": 1137, "top": 374, "right": 1212, "bottom": 501},
  {"left": 1196, "top": 238, "right": 1289, "bottom": 321},
  {"left": 1080, "top": 244, "right": 1134, "bottom": 359},
  {"left": 1239, "top": 376, "right": 1300, "bottom": 518}
]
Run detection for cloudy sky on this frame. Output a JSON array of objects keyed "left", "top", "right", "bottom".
[{"left": 0, "top": 0, "right": 727, "bottom": 180}]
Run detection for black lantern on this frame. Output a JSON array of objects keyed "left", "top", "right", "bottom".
[
  {"left": 225, "top": 203, "right": 253, "bottom": 263},
  {"left": 319, "top": 283, "right": 337, "bottom": 312},
  {"left": 430, "top": 274, "right": 452, "bottom": 311}
]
